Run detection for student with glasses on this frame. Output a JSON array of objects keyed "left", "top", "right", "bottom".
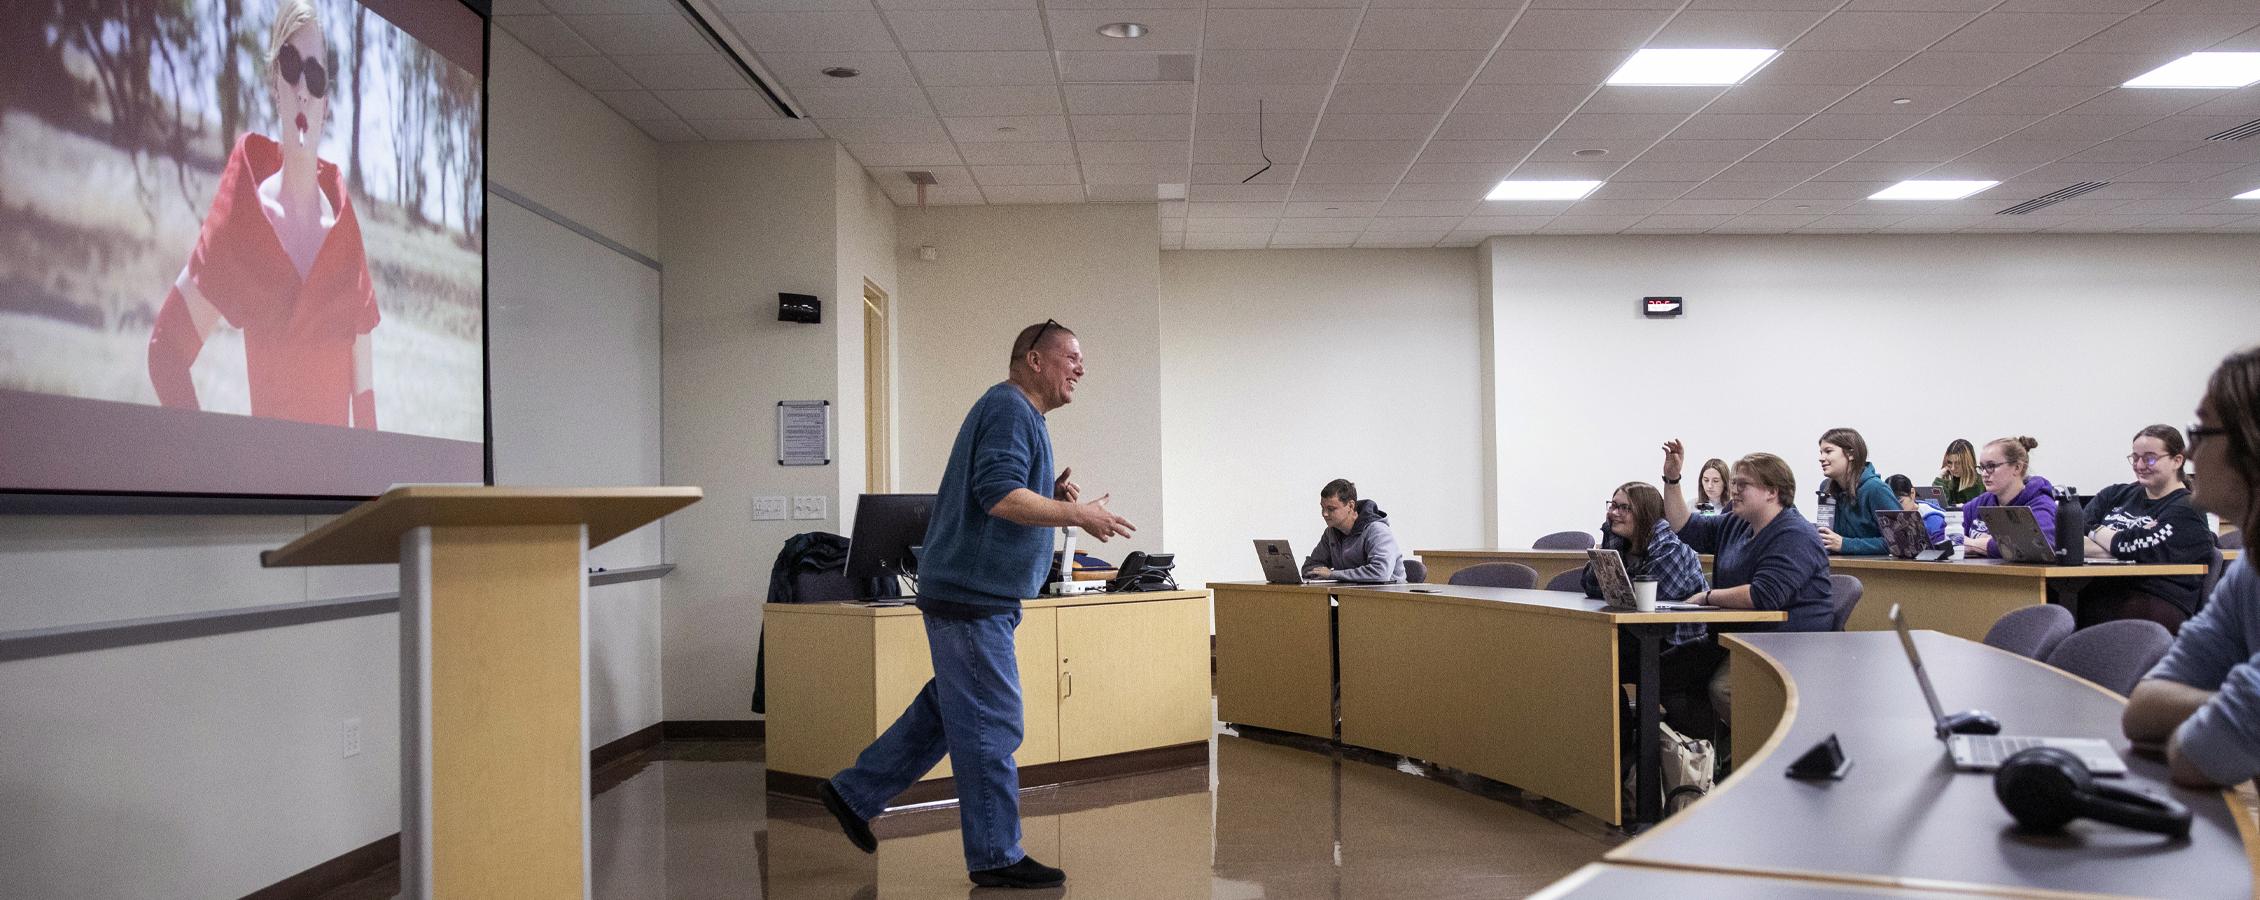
[
  {"left": 1658, "top": 442, "right": 1836, "bottom": 738},
  {"left": 1583, "top": 482, "right": 1709, "bottom": 648},
  {"left": 2077, "top": 425, "right": 2215, "bottom": 630},
  {"left": 1959, "top": 436, "right": 2058, "bottom": 559},
  {"left": 1302, "top": 478, "right": 1405, "bottom": 584},
  {"left": 148, "top": 0, "right": 383, "bottom": 429},
  {"left": 2124, "top": 346, "right": 2260, "bottom": 789}
]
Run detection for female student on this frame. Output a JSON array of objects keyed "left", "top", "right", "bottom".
[
  {"left": 1934, "top": 439, "right": 1984, "bottom": 506},
  {"left": 1961, "top": 436, "right": 2058, "bottom": 559},
  {"left": 2080, "top": 425, "right": 2214, "bottom": 630},
  {"left": 2124, "top": 346, "right": 2260, "bottom": 789},
  {"left": 1887, "top": 474, "right": 1947, "bottom": 543},
  {"left": 1583, "top": 482, "right": 1709, "bottom": 648},
  {"left": 1815, "top": 427, "right": 1899, "bottom": 556},
  {"left": 1694, "top": 458, "right": 1731, "bottom": 515},
  {"left": 1661, "top": 442, "right": 1835, "bottom": 736}
]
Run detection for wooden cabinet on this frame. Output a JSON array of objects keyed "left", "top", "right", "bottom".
[
  {"left": 869, "top": 608, "right": 1059, "bottom": 780},
  {"left": 1056, "top": 595, "right": 1213, "bottom": 761}
]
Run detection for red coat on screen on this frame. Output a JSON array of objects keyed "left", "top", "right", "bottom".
[{"left": 148, "top": 133, "right": 380, "bottom": 429}]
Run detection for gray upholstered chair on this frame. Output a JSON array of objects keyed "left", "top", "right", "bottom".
[
  {"left": 1982, "top": 604, "right": 2075, "bottom": 660},
  {"left": 2045, "top": 620, "right": 2174, "bottom": 696},
  {"left": 2220, "top": 529, "right": 2244, "bottom": 550},
  {"left": 1448, "top": 561, "right": 1539, "bottom": 590},
  {"left": 1545, "top": 568, "right": 1586, "bottom": 593},
  {"left": 1827, "top": 574, "right": 1864, "bottom": 631},
  {"left": 1403, "top": 558, "right": 1428, "bottom": 584},
  {"left": 1534, "top": 531, "right": 1596, "bottom": 550},
  {"left": 2201, "top": 547, "right": 2227, "bottom": 614}
]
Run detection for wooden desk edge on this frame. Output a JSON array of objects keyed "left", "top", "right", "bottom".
[
  {"left": 1331, "top": 586, "right": 1785, "bottom": 625},
  {"left": 764, "top": 589, "right": 1210, "bottom": 617}
]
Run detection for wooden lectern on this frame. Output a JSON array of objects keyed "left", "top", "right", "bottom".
[{"left": 262, "top": 486, "right": 701, "bottom": 898}]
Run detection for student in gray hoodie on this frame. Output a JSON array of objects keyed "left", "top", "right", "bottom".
[{"left": 1302, "top": 478, "right": 1406, "bottom": 584}]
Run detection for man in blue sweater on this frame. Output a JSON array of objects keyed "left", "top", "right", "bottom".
[{"left": 819, "top": 320, "right": 1134, "bottom": 889}]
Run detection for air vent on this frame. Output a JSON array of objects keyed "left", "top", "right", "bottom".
[
  {"left": 1997, "top": 182, "right": 2110, "bottom": 215},
  {"left": 904, "top": 171, "right": 939, "bottom": 186},
  {"left": 2206, "top": 118, "right": 2260, "bottom": 141}
]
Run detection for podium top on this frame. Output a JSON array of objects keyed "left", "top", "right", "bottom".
[{"left": 261, "top": 486, "right": 703, "bottom": 568}]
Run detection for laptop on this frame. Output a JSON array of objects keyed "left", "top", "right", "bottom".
[
  {"left": 1586, "top": 549, "right": 1706, "bottom": 611},
  {"left": 1253, "top": 540, "right": 1334, "bottom": 585},
  {"left": 1974, "top": 506, "right": 2058, "bottom": 564},
  {"left": 1890, "top": 604, "right": 2126, "bottom": 776},
  {"left": 1875, "top": 509, "right": 1944, "bottom": 561}
]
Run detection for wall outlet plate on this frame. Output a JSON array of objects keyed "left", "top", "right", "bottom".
[
  {"left": 341, "top": 718, "right": 363, "bottom": 758},
  {"left": 791, "top": 496, "right": 828, "bottom": 520},
  {"left": 752, "top": 496, "right": 788, "bottom": 520}
]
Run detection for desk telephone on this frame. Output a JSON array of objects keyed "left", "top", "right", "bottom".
[{"left": 1108, "top": 552, "right": 1178, "bottom": 593}]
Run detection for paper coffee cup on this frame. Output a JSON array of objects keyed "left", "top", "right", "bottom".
[{"left": 1632, "top": 577, "right": 1659, "bottom": 612}]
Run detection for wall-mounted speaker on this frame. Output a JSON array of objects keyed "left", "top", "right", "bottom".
[{"left": 779, "top": 293, "right": 821, "bottom": 324}]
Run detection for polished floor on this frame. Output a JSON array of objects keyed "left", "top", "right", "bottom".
[{"left": 320, "top": 730, "right": 1619, "bottom": 899}]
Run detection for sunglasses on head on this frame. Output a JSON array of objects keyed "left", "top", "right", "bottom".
[{"left": 279, "top": 44, "right": 328, "bottom": 99}]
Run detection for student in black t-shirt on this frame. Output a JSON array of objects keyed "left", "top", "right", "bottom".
[{"left": 2081, "top": 424, "right": 2216, "bottom": 631}]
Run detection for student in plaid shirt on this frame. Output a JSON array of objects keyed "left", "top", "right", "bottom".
[{"left": 1583, "top": 482, "right": 1710, "bottom": 647}]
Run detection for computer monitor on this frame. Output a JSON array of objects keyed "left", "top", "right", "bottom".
[{"left": 845, "top": 494, "right": 936, "bottom": 580}]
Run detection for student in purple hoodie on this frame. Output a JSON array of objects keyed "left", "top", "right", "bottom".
[{"left": 1961, "top": 435, "right": 2057, "bottom": 559}]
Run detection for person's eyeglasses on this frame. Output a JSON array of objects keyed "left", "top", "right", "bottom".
[
  {"left": 1729, "top": 478, "right": 1757, "bottom": 492},
  {"left": 1976, "top": 461, "right": 2008, "bottom": 474},
  {"left": 1604, "top": 501, "right": 1633, "bottom": 513},
  {"left": 1019, "top": 318, "right": 1062, "bottom": 358},
  {"left": 2189, "top": 423, "right": 2226, "bottom": 450},
  {"left": 2127, "top": 453, "right": 2177, "bottom": 467},
  {"left": 279, "top": 44, "right": 329, "bottom": 100}
]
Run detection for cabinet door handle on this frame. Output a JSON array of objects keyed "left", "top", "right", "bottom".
[{"left": 1062, "top": 671, "right": 1072, "bottom": 699}]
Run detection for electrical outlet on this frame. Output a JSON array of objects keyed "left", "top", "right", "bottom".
[
  {"left": 751, "top": 496, "right": 788, "bottom": 520},
  {"left": 341, "top": 718, "right": 363, "bottom": 758},
  {"left": 791, "top": 496, "right": 828, "bottom": 520}
]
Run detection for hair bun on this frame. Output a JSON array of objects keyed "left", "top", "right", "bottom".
[{"left": 2016, "top": 435, "right": 2039, "bottom": 451}]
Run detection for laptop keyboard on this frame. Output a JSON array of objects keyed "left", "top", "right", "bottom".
[{"left": 1962, "top": 736, "right": 2045, "bottom": 767}]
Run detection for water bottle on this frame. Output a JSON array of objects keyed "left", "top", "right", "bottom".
[
  {"left": 2054, "top": 486, "right": 2084, "bottom": 567},
  {"left": 1816, "top": 487, "right": 1838, "bottom": 535}
]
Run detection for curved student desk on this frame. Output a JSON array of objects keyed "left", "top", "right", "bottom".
[
  {"left": 1210, "top": 580, "right": 1781, "bottom": 827},
  {"left": 1600, "top": 630, "right": 2255, "bottom": 898},
  {"left": 1418, "top": 548, "right": 1600, "bottom": 587}
]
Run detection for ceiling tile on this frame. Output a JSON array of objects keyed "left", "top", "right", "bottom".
[
  {"left": 1576, "top": 86, "right": 1729, "bottom": 116},
  {"left": 1475, "top": 50, "right": 1627, "bottom": 85},
  {"left": 635, "top": 117, "right": 703, "bottom": 142},
  {"left": 1851, "top": 137, "right": 1990, "bottom": 161},
  {"left": 756, "top": 52, "right": 919, "bottom": 90},
  {"left": 563, "top": 14, "right": 711, "bottom": 54},
  {"left": 1082, "top": 142, "right": 1191, "bottom": 164},
  {"left": 1379, "top": 199, "right": 1480, "bottom": 217},
  {"left": 1046, "top": 9, "right": 1204, "bottom": 52},
  {"left": 620, "top": 53, "right": 766, "bottom": 92},
  {"left": 496, "top": 15, "right": 601, "bottom": 56},
  {"left": 1830, "top": 85, "right": 1983, "bottom": 116},
  {"left": 1072, "top": 114, "right": 1193, "bottom": 142},
  {"left": 1811, "top": 160, "right": 1935, "bottom": 180},
  {"left": 1744, "top": 51, "right": 1914, "bottom": 85},
  {"left": 1930, "top": 13, "right": 2126, "bottom": 53},
  {"left": 1202, "top": 50, "right": 1346, "bottom": 84},
  {"left": 1500, "top": 9, "right": 1675, "bottom": 50},
  {"left": 1270, "top": 234, "right": 1363, "bottom": 248},
  {"left": 1538, "top": 214, "right": 1647, "bottom": 231},
  {"left": 2071, "top": 14, "right": 2260, "bottom": 53},
  {"left": 1390, "top": 182, "right": 1492, "bottom": 200},
  {"left": 794, "top": 86, "right": 935, "bottom": 117},
  {"left": 2056, "top": 90, "right": 2218, "bottom": 118},
  {"left": 1403, "top": 162, "right": 1518, "bottom": 182},
  {"left": 1299, "top": 163, "right": 1417, "bottom": 183},
  {"left": 725, "top": 11, "right": 897, "bottom": 51},
  {"left": 1895, "top": 114, "right": 2046, "bottom": 142},
  {"left": 1277, "top": 215, "right": 1377, "bottom": 230},
  {"left": 1195, "top": 113, "right": 1318, "bottom": 142},
  {"left": 1205, "top": 9, "right": 1360, "bottom": 50},
  {"left": 576, "top": 0, "right": 711, "bottom": 13},
  {"left": 2003, "top": 53, "right": 2166, "bottom": 86},
  {"left": 1188, "top": 184, "right": 1293, "bottom": 202},
  {"left": 2168, "top": 141, "right": 2260, "bottom": 163},
  {"left": 928, "top": 85, "right": 1066, "bottom": 117},
  {"left": 1356, "top": 233, "right": 1450, "bottom": 247},
  {"left": 1870, "top": 51, "right": 2055, "bottom": 86},
  {"left": 690, "top": 118, "right": 827, "bottom": 139},
  {"left": 1744, "top": 138, "right": 1879, "bottom": 161},
  {"left": 1647, "top": 9, "right": 1830, "bottom": 47},
  {"left": 1713, "top": 159, "right": 1836, "bottom": 180},
  {"left": 2110, "top": 114, "right": 2248, "bottom": 141},
  {"left": 1791, "top": 11, "right": 1982, "bottom": 50},
  {"left": 979, "top": 185, "right": 1087, "bottom": 204},
  {"left": 1357, "top": 9, "right": 1520, "bottom": 50},
  {"left": 1454, "top": 84, "right": 1592, "bottom": 117},
  {"left": 1304, "top": 141, "right": 1425, "bottom": 165},
  {"left": 1629, "top": 214, "right": 1739, "bottom": 231},
  {"left": 946, "top": 115, "right": 1073, "bottom": 142},
  {"left": 958, "top": 142, "right": 1079, "bottom": 164},
  {"left": 1339, "top": 51, "right": 1490, "bottom": 84},
  {"left": 654, "top": 89, "right": 778, "bottom": 119},
  {"left": 1063, "top": 84, "right": 1195, "bottom": 116},
  {"left": 888, "top": 184, "right": 986, "bottom": 205},
  {"left": 1947, "top": 84, "right": 2109, "bottom": 116},
  {"left": 2010, "top": 114, "right": 2160, "bottom": 141},
  {"left": 846, "top": 142, "right": 967, "bottom": 165},
  {"left": 1433, "top": 114, "right": 1564, "bottom": 140},
  {"left": 1528, "top": 137, "right": 1657, "bottom": 161},
  {"left": 869, "top": 164, "right": 975, "bottom": 187},
  {"left": 597, "top": 89, "right": 678, "bottom": 120},
  {"left": 1314, "top": 113, "right": 1445, "bottom": 141},
  {"left": 1415, "top": 140, "right": 1541, "bottom": 163},
  {"left": 1952, "top": 139, "right": 2097, "bottom": 163},
  {"left": 888, "top": 10, "right": 1051, "bottom": 51},
  {"left": 1566, "top": 198, "right": 1673, "bottom": 216},
  {"left": 1610, "top": 160, "right": 1736, "bottom": 181},
  {"left": 1289, "top": 183, "right": 1397, "bottom": 200},
  {"left": 1551, "top": 114, "right": 1687, "bottom": 141},
  {"left": 1188, "top": 201, "right": 1287, "bottom": 218},
  {"left": 1194, "top": 140, "right": 1300, "bottom": 165},
  {"left": 1666, "top": 114, "right": 1807, "bottom": 140},
  {"left": 971, "top": 164, "right": 1083, "bottom": 185},
  {"left": 1185, "top": 234, "right": 1275, "bottom": 248},
  {"left": 1200, "top": 83, "right": 1333, "bottom": 116},
  {"left": 2116, "top": 161, "right": 2250, "bottom": 181},
  {"left": 817, "top": 117, "right": 952, "bottom": 142},
  {"left": 1367, "top": 216, "right": 1464, "bottom": 231},
  {"left": 2178, "top": 89, "right": 2260, "bottom": 117},
  {"left": 1510, "top": 160, "right": 1625, "bottom": 179},
  {"left": 1679, "top": 181, "right": 1789, "bottom": 198},
  {"left": 907, "top": 52, "right": 1058, "bottom": 86},
  {"left": 1324, "top": 83, "right": 1465, "bottom": 115},
  {"left": 549, "top": 55, "right": 642, "bottom": 92},
  {"left": 1185, "top": 218, "right": 1279, "bottom": 234},
  {"left": 1781, "top": 113, "right": 1922, "bottom": 140},
  {"left": 1087, "top": 162, "right": 1196, "bottom": 183},
  {"left": 1637, "top": 139, "right": 1769, "bottom": 161}
]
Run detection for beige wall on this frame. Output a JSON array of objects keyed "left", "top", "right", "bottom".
[
  {"left": 895, "top": 204, "right": 1168, "bottom": 563},
  {"left": 1159, "top": 249, "right": 1488, "bottom": 584},
  {"left": 1484, "top": 233, "right": 2260, "bottom": 542},
  {"left": 488, "top": 33, "right": 658, "bottom": 258}
]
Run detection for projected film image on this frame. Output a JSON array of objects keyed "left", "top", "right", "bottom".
[{"left": 0, "top": 0, "right": 486, "bottom": 498}]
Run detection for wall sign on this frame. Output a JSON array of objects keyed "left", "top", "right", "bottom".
[
  {"left": 1643, "top": 297, "right": 1684, "bottom": 318},
  {"left": 777, "top": 400, "right": 831, "bottom": 466}
]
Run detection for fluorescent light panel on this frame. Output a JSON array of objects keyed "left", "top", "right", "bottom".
[
  {"left": 1487, "top": 180, "right": 1603, "bottom": 201},
  {"left": 1606, "top": 49, "right": 1779, "bottom": 86},
  {"left": 1870, "top": 180, "right": 1998, "bottom": 201},
  {"left": 2237, "top": 187, "right": 2260, "bottom": 200},
  {"left": 2123, "top": 52, "right": 2260, "bottom": 89}
]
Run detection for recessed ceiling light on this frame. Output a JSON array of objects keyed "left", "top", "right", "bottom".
[
  {"left": 1573, "top": 148, "right": 1608, "bottom": 157},
  {"left": 1891, "top": 97, "right": 1912, "bottom": 105},
  {"left": 1487, "top": 180, "right": 1604, "bottom": 201},
  {"left": 2236, "top": 187, "right": 2260, "bottom": 200},
  {"left": 1097, "top": 22, "right": 1148, "bottom": 39},
  {"left": 1605, "top": 49, "right": 1779, "bottom": 86},
  {"left": 2123, "top": 52, "right": 2260, "bottom": 89},
  {"left": 821, "top": 67, "right": 859, "bottom": 79},
  {"left": 1869, "top": 180, "right": 1999, "bottom": 200}
]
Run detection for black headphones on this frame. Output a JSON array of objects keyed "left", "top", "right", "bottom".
[{"left": 1994, "top": 746, "right": 2192, "bottom": 838}]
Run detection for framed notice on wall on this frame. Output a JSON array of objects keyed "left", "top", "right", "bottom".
[{"left": 777, "top": 401, "right": 831, "bottom": 466}]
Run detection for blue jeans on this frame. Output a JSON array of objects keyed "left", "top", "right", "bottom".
[{"left": 829, "top": 609, "right": 1026, "bottom": 871}]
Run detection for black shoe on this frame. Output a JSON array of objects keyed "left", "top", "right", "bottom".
[
  {"left": 970, "top": 856, "right": 1066, "bottom": 889},
  {"left": 819, "top": 780, "right": 876, "bottom": 854}
]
